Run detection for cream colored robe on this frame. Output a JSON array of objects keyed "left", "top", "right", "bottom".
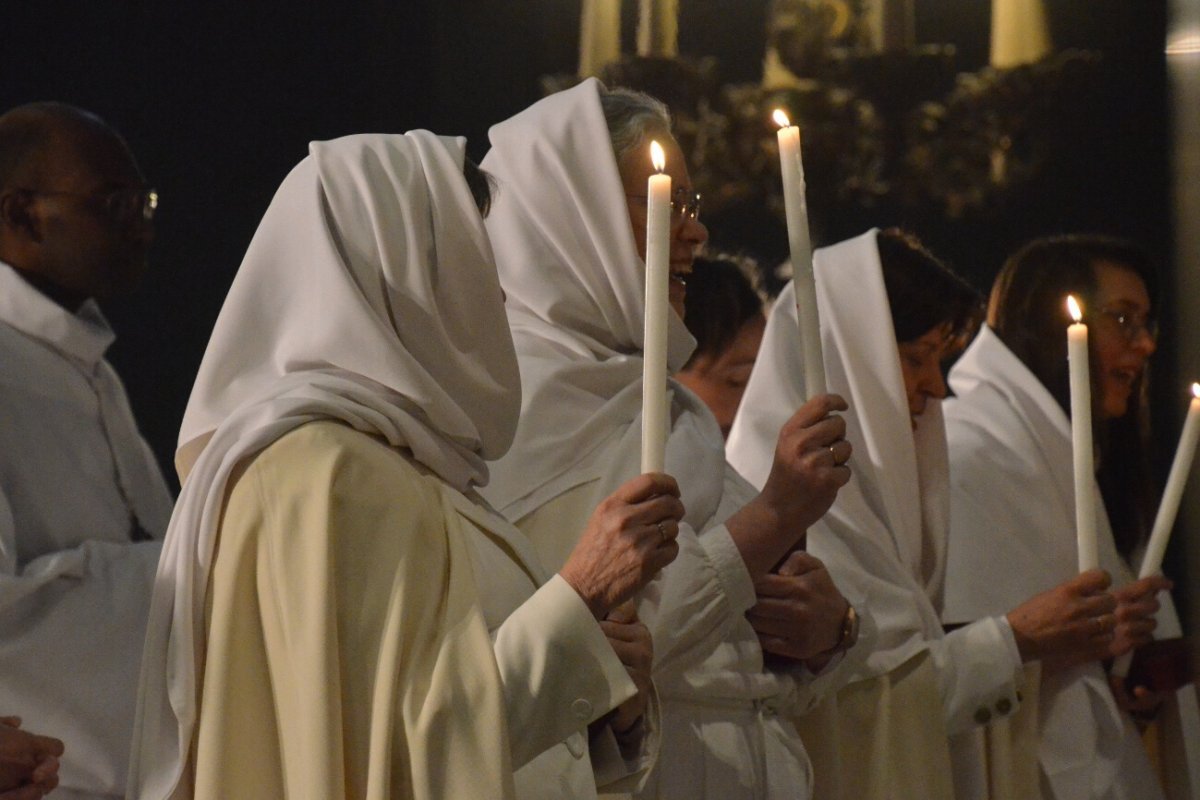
[{"left": 192, "top": 421, "right": 642, "bottom": 799}]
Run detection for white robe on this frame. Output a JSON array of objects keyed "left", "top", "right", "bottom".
[
  {"left": 131, "top": 132, "right": 643, "bottom": 799},
  {"left": 944, "top": 324, "right": 1200, "bottom": 800},
  {"left": 0, "top": 261, "right": 172, "bottom": 800},
  {"left": 727, "top": 230, "right": 1026, "bottom": 800},
  {"left": 479, "top": 78, "right": 842, "bottom": 799}
]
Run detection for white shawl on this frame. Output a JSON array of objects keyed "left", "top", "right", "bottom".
[
  {"left": 945, "top": 325, "right": 1199, "bottom": 799},
  {"left": 478, "top": 78, "right": 724, "bottom": 525},
  {"left": 129, "top": 131, "right": 521, "bottom": 799},
  {"left": 728, "top": 229, "right": 950, "bottom": 676},
  {"left": 480, "top": 79, "right": 820, "bottom": 799}
]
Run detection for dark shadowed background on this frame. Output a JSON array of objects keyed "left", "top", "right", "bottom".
[{"left": 5, "top": 1, "right": 1191, "bottom": 615}]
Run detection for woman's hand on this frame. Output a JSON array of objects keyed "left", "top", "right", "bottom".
[
  {"left": 748, "top": 551, "right": 849, "bottom": 663},
  {"left": 560, "top": 473, "right": 684, "bottom": 620},
  {"left": 759, "top": 394, "right": 852, "bottom": 533},
  {"left": 1109, "top": 575, "right": 1170, "bottom": 658},
  {"left": 1007, "top": 569, "right": 1118, "bottom": 672},
  {"left": 0, "top": 717, "right": 62, "bottom": 797},
  {"left": 601, "top": 602, "right": 653, "bottom": 739},
  {"left": 726, "top": 394, "right": 852, "bottom": 577}
]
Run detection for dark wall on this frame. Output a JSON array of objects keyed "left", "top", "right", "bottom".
[{"left": 2, "top": 1, "right": 1171, "bottom": 494}]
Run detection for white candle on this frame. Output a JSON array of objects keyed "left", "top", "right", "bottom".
[
  {"left": 1112, "top": 382, "right": 1200, "bottom": 677},
  {"left": 774, "top": 109, "right": 826, "bottom": 398},
  {"left": 641, "top": 140, "right": 671, "bottom": 474},
  {"left": 1140, "top": 383, "right": 1200, "bottom": 577},
  {"left": 1067, "top": 295, "right": 1098, "bottom": 572}
]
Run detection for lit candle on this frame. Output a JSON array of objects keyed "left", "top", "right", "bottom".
[
  {"left": 773, "top": 109, "right": 826, "bottom": 398},
  {"left": 1112, "top": 382, "right": 1200, "bottom": 677},
  {"left": 641, "top": 140, "right": 671, "bottom": 473},
  {"left": 1067, "top": 295, "right": 1098, "bottom": 572}
]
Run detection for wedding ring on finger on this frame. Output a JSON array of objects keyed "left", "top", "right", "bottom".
[{"left": 657, "top": 522, "right": 668, "bottom": 545}]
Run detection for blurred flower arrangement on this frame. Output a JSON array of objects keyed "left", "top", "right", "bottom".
[{"left": 545, "top": 0, "right": 1099, "bottom": 238}]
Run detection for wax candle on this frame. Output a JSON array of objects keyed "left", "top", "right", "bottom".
[
  {"left": 1067, "top": 295, "right": 1098, "bottom": 572},
  {"left": 641, "top": 140, "right": 671, "bottom": 473},
  {"left": 1112, "top": 382, "right": 1200, "bottom": 678},
  {"left": 1140, "top": 382, "right": 1200, "bottom": 576},
  {"left": 773, "top": 109, "right": 826, "bottom": 398}
]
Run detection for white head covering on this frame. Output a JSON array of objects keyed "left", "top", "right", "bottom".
[
  {"left": 129, "top": 131, "right": 520, "bottom": 799},
  {"left": 942, "top": 325, "right": 1091, "bottom": 618},
  {"left": 941, "top": 325, "right": 1152, "bottom": 796},
  {"left": 727, "top": 229, "right": 949, "bottom": 678},
  {"left": 479, "top": 79, "right": 722, "bottom": 525}
]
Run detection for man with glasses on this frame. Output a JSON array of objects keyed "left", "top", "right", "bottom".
[{"left": 0, "top": 102, "right": 173, "bottom": 800}]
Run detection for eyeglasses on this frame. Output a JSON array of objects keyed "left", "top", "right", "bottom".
[
  {"left": 1097, "top": 307, "right": 1158, "bottom": 344},
  {"left": 626, "top": 188, "right": 702, "bottom": 223},
  {"left": 24, "top": 186, "right": 159, "bottom": 224}
]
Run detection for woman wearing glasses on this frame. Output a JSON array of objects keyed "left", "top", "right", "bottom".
[
  {"left": 479, "top": 81, "right": 858, "bottom": 800},
  {"left": 942, "top": 235, "right": 1200, "bottom": 799}
]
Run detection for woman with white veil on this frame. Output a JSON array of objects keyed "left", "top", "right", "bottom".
[
  {"left": 943, "top": 235, "right": 1198, "bottom": 800},
  {"left": 728, "top": 229, "right": 1128, "bottom": 799},
  {"left": 481, "top": 80, "right": 861, "bottom": 800},
  {"left": 128, "top": 132, "right": 684, "bottom": 800}
]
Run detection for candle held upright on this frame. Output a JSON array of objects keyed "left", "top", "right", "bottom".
[
  {"left": 773, "top": 109, "right": 826, "bottom": 398},
  {"left": 1066, "top": 295, "right": 1098, "bottom": 572},
  {"left": 641, "top": 140, "right": 671, "bottom": 474}
]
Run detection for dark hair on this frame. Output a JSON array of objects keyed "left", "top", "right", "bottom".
[
  {"left": 987, "top": 234, "right": 1159, "bottom": 558},
  {"left": 876, "top": 228, "right": 983, "bottom": 345},
  {"left": 682, "top": 252, "right": 765, "bottom": 368},
  {"left": 462, "top": 157, "right": 496, "bottom": 217}
]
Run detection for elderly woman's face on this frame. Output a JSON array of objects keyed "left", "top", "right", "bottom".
[{"left": 618, "top": 135, "right": 708, "bottom": 317}]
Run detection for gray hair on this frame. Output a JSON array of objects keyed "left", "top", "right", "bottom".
[{"left": 598, "top": 87, "right": 672, "bottom": 166}]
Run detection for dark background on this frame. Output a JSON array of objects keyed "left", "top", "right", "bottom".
[{"left": 1, "top": 0, "right": 1174, "bottom": 488}]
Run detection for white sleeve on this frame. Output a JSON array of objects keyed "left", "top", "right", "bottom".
[
  {"left": 491, "top": 573, "right": 637, "bottom": 769},
  {"left": 0, "top": 538, "right": 161, "bottom": 796},
  {"left": 930, "top": 615, "right": 1025, "bottom": 735},
  {"left": 634, "top": 521, "right": 758, "bottom": 678}
]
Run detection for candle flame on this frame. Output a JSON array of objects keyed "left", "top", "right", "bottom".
[
  {"left": 1066, "top": 295, "right": 1083, "bottom": 323},
  {"left": 650, "top": 140, "right": 666, "bottom": 172},
  {"left": 772, "top": 109, "right": 791, "bottom": 128},
  {"left": 1192, "top": 382, "right": 1200, "bottom": 399}
]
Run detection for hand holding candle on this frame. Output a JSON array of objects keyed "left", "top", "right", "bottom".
[
  {"left": 1066, "top": 295, "right": 1099, "bottom": 572},
  {"left": 1112, "top": 383, "right": 1200, "bottom": 677},
  {"left": 773, "top": 109, "right": 826, "bottom": 398},
  {"left": 641, "top": 140, "right": 671, "bottom": 474}
]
